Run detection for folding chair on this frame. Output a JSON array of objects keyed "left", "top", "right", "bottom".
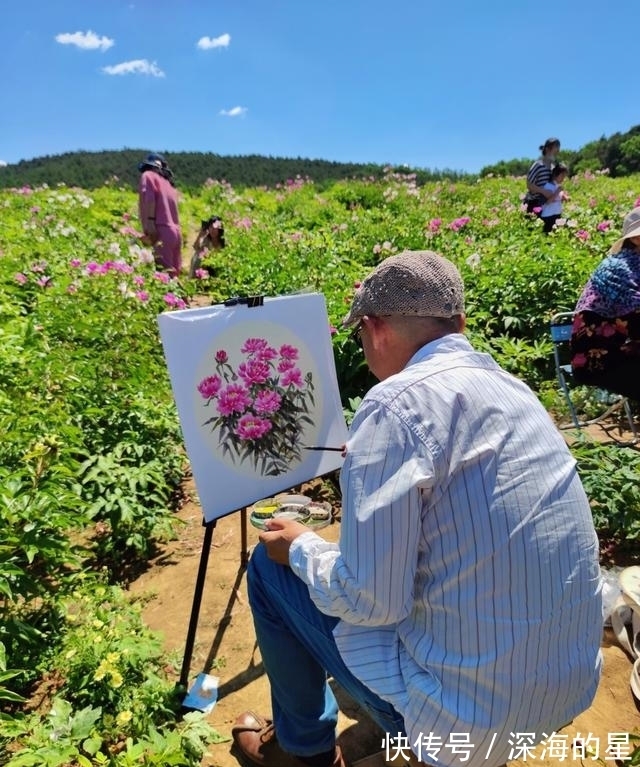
[{"left": 550, "top": 311, "right": 638, "bottom": 438}]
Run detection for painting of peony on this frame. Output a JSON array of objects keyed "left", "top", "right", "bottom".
[
  {"left": 197, "top": 337, "right": 316, "bottom": 476},
  {"left": 158, "top": 294, "right": 347, "bottom": 522}
]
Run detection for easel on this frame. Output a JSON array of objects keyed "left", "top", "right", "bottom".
[
  {"left": 158, "top": 293, "right": 347, "bottom": 693},
  {"left": 179, "top": 295, "right": 262, "bottom": 690}
]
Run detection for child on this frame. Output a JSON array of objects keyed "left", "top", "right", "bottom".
[
  {"left": 189, "top": 216, "right": 225, "bottom": 278},
  {"left": 540, "top": 163, "right": 568, "bottom": 234}
]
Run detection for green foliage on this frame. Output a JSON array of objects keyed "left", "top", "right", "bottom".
[
  {"left": 3, "top": 166, "right": 640, "bottom": 764},
  {"left": 79, "top": 442, "right": 180, "bottom": 559},
  {"left": 3, "top": 702, "right": 222, "bottom": 767},
  {"left": 570, "top": 440, "right": 640, "bottom": 539},
  {"left": 1, "top": 581, "right": 226, "bottom": 767}
]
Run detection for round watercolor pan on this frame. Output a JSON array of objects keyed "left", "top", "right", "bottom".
[
  {"left": 273, "top": 506, "right": 311, "bottom": 523},
  {"left": 305, "top": 501, "right": 332, "bottom": 529}
]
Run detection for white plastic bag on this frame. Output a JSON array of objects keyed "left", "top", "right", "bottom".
[{"left": 601, "top": 566, "right": 631, "bottom": 627}]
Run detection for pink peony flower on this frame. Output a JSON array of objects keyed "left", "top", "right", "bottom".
[
  {"left": 576, "top": 230, "right": 590, "bottom": 241},
  {"left": 241, "top": 337, "right": 269, "bottom": 355},
  {"left": 597, "top": 221, "right": 612, "bottom": 232},
  {"left": 238, "top": 358, "right": 271, "bottom": 386},
  {"left": 253, "top": 389, "right": 282, "bottom": 414},
  {"left": 154, "top": 272, "right": 171, "bottom": 284},
  {"left": 277, "top": 359, "right": 296, "bottom": 373},
  {"left": 133, "top": 275, "right": 145, "bottom": 286},
  {"left": 119, "top": 226, "right": 142, "bottom": 237},
  {"left": 217, "top": 384, "right": 251, "bottom": 416},
  {"left": 163, "top": 292, "right": 180, "bottom": 306},
  {"left": 194, "top": 268, "right": 210, "bottom": 279},
  {"left": 198, "top": 375, "right": 222, "bottom": 399},
  {"left": 449, "top": 216, "right": 470, "bottom": 232},
  {"left": 67, "top": 284, "right": 78, "bottom": 294},
  {"left": 135, "top": 290, "right": 150, "bottom": 302},
  {"left": 279, "top": 344, "right": 299, "bottom": 361},
  {"left": 281, "top": 367, "right": 304, "bottom": 388},
  {"left": 215, "top": 349, "right": 228, "bottom": 364},
  {"left": 330, "top": 325, "right": 338, "bottom": 335},
  {"left": 70, "top": 258, "right": 82, "bottom": 268},
  {"left": 428, "top": 218, "right": 442, "bottom": 232},
  {"left": 532, "top": 207, "right": 542, "bottom": 215},
  {"left": 234, "top": 414, "right": 272, "bottom": 441},
  {"left": 256, "top": 345, "right": 278, "bottom": 362},
  {"left": 15, "top": 273, "right": 28, "bottom": 284}
]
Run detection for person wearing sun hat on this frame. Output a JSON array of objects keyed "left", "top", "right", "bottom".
[
  {"left": 137, "top": 152, "right": 182, "bottom": 276},
  {"left": 232, "top": 250, "right": 602, "bottom": 767},
  {"left": 570, "top": 206, "right": 640, "bottom": 399}
]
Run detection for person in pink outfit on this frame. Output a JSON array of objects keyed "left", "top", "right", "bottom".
[{"left": 138, "top": 153, "right": 182, "bottom": 276}]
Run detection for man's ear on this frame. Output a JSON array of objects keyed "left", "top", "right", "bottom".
[{"left": 365, "top": 315, "right": 389, "bottom": 351}]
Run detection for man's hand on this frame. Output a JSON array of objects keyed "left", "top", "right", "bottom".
[{"left": 259, "top": 518, "right": 309, "bottom": 565}]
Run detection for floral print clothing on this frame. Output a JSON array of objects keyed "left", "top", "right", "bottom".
[{"left": 570, "top": 310, "right": 640, "bottom": 400}]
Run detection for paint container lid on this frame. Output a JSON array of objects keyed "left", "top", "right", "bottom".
[{"left": 274, "top": 493, "right": 311, "bottom": 507}]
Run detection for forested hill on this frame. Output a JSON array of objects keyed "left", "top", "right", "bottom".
[{"left": 0, "top": 149, "right": 467, "bottom": 190}]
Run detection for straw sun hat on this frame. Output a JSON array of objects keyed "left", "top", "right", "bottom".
[{"left": 609, "top": 208, "right": 640, "bottom": 254}]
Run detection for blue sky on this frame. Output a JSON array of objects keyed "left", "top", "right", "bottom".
[{"left": 3, "top": 0, "right": 640, "bottom": 173}]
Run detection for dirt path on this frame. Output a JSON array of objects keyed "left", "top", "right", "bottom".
[{"left": 129, "top": 451, "right": 640, "bottom": 767}]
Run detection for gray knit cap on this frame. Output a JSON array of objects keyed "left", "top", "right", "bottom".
[{"left": 342, "top": 250, "right": 465, "bottom": 328}]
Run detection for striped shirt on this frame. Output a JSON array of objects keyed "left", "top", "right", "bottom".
[
  {"left": 289, "top": 333, "right": 602, "bottom": 767},
  {"left": 526, "top": 159, "right": 552, "bottom": 188}
]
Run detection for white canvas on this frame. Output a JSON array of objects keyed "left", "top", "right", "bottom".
[{"left": 158, "top": 293, "right": 348, "bottom": 523}]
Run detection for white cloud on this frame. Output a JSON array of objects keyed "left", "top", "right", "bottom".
[
  {"left": 55, "top": 30, "right": 114, "bottom": 52},
  {"left": 0, "top": 160, "right": 7, "bottom": 167},
  {"left": 102, "top": 59, "right": 165, "bottom": 77},
  {"left": 219, "top": 106, "right": 247, "bottom": 117},
  {"left": 197, "top": 33, "right": 231, "bottom": 50}
]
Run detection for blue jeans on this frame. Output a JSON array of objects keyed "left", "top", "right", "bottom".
[{"left": 247, "top": 542, "right": 406, "bottom": 758}]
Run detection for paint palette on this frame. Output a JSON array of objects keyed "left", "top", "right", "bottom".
[{"left": 249, "top": 495, "right": 333, "bottom": 531}]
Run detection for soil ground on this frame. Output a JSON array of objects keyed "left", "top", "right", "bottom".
[{"left": 129, "top": 416, "right": 640, "bottom": 767}]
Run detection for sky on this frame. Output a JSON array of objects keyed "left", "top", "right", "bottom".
[{"left": 3, "top": 0, "right": 640, "bottom": 174}]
